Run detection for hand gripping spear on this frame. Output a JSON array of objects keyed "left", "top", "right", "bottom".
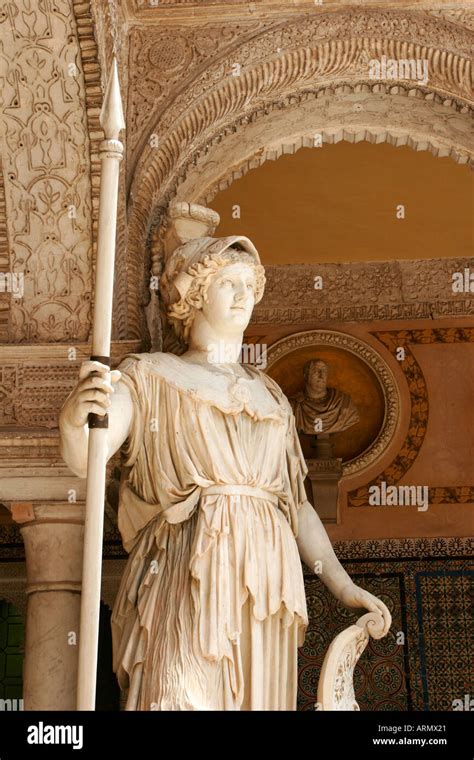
[{"left": 77, "top": 59, "right": 125, "bottom": 710}]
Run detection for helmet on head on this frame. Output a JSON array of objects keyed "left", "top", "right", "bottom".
[{"left": 161, "top": 235, "right": 261, "bottom": 307}]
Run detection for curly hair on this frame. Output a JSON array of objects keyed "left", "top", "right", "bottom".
[{"left": 166, "top": 248, "right": 265, "bottom": 343}]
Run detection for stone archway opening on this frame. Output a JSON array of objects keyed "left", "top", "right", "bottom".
[
  {"left": 123, "top": 8, "right": 473, "bottom": 342},
  {"left": 206, "top": 139, "right": 472, "bottom": 266}
]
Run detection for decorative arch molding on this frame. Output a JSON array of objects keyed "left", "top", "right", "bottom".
[
  {"left": 128, "top": 10, "right": 472, "bottom": 209},
  {"left": 125, "top": 10, "right": 473, "bottom": 337},
  {"left": 182, "top": 87, "right": 472, "bottom": 206},
  {"left": 128, "top": 9, "right": 471, "bottom": 181}
]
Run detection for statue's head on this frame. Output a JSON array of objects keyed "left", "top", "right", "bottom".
[
  {"left": 303, "top": 359, "right": 329, "bottom": 395},
  {"left": 161, "top": 236, "right": 265, "bottom": 343}
]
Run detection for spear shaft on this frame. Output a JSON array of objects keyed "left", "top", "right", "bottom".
[{"left": 77, "top": 59, "right": 125, "bottom": 711}]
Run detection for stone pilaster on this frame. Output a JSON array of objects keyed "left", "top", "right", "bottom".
[{"left": 12, "top": 502, "right": 85, "bottom": 711}]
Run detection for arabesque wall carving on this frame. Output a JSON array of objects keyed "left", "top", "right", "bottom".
[
  {"left": 0, "top": 0, "right": 95, "bottom": 343},
  {"left": 252, "top": 258, "right": 474, "bottom": 324}
]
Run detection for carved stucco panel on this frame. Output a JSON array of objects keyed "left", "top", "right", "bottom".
[
  {"left": 0, "top": 0, "right": 93, "bottom": 342},
  {"left": 126, "top": 20, "right": 278, "bottom": 162},
  {"left": 129, "top": 9, "right": 472, "bottom": 169},
  {"left": 257, "top": 259, "right": 474, "bottom": 310}
]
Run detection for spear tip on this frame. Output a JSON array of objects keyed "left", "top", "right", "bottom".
[{"left": 100, "top": 58, "right": 125, "bottom": 140}]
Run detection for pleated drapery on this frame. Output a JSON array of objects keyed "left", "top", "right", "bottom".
[{"left": 111, "top": 353, "right": 309, "bottom": 710}]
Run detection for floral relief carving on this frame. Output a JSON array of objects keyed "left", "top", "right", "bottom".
[
  {"left": 127, "top": 21, "right": 276, "bottom": 159},
  {"left": 0, "top": 0, "right": 94, "bottom": 342}
]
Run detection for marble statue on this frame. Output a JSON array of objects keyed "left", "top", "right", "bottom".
[
  {"left": 291, "top": 359, "right": 360, "bottom": 435},
  {"left": 59, "top": 234, "right": 390, "bottom": 711}
]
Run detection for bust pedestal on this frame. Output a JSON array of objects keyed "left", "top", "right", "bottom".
[{"left": 306, "top": 455, "right": 342, "bottom": 524}]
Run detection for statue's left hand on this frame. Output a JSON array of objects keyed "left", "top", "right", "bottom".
[{"left": 338, "top": 582, "right": 392, "bottom": 636}]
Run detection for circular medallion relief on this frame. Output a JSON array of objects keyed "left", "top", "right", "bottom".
[
  {"left": 148, "top": 36, "right": 190, "bottom": 73},
  {"left": 265, "top": 330, "right": 400, "bottom": 476}
]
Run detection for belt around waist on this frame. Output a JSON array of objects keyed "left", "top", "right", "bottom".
[{"left": 202, "top": 484, "right": 279, "bottom": 505}]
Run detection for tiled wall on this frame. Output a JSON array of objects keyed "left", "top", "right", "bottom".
[{"left": 298, "top": 539, "right": 473, "bottom": 711}]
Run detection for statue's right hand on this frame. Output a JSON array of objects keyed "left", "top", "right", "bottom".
[{"left": 59, "top": 360, "right": 122, "bottom": 429}]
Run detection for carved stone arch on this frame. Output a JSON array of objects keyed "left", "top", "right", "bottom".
[
  {"left": 177, "top": 87, "right": 472, "bottom": 206},
  {"left": 126, "top": 8, "right": 473, "bottom": 338}
]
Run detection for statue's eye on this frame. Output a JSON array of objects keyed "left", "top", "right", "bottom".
[{"left": 246, "top": 283, "right": 254, "bottom": 290}]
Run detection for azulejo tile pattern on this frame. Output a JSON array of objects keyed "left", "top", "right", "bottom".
[{"left": 298, "top": 548, "right": 473, "bottom": 712}]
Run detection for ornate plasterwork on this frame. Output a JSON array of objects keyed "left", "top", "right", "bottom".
[
  {"left": 201, "top": 113, "right": 471, "bottom": 205},
  {"left": 428, "top": 7, "right": 474, "bottom": 32},
  {"left": 125, "top": 10, "right": 473, "bottom": 336},
  {"left": 172, "top": 86, "right": 473, "bottom": 211},
  {"left": 0, "top": 0, "right": 95, "bottom": 343},
  {"left": 251, "top": 258, "right": 474, "bottom": 325},
  {"left": 265, "top": 329, "right": 401, "bottom": 477},
  {"left": 129, "top": 9, "right": 472, "bottom": 188},
  {"left": 0, "top": 362, "right": 79, "bottom": 429},
  {"left": 0, "top": 159, "right": 8, "bottom": 341},
  {"left": 0, "top": 340, "right": 140, "bottom": 430},
  {"left": 252, "top": 301, "right": 474, "bottom": 325},
  {"left": 126, "top": 1, "right": 474, "bottom": 24},
  {"left": 127, "top": 20, "right": 277, "bottom": 160},
  {"left": 261, "top": 259, "right": 473, "bottom": 307},
  {"left": 129, "top": 0, "right": 260, "bottom": 6},
  {"left": 129, "top": 10, "right": 472, "bottom": 180},
  {"left": 0, "top": 0, "right": 131, "bottom": 342}
]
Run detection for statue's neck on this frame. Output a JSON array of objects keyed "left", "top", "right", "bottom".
[
  {"left": 306, "top": 386, "right": 328, "bottom": 401},
  {"left": 188, "top": 323, "right": 243, "bottom": 365}
]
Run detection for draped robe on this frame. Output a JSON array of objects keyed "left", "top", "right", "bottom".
[
  {"left": 291, "top": 387, "right": 359, "bottom": 435},
  {"left": 111, "top": 352, "right": 309, "bottom": 710}
]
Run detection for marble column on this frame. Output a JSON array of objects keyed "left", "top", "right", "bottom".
[{"left": 11, "top": 502, "right": 85, "bottom": 711}]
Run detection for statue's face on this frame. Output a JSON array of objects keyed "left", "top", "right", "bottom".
[
  {"left": 201, "top": 262, "right": 256, "bottom": 334},
  {"left": 307, "top": 361, "right": 328, "bottom": 393}
]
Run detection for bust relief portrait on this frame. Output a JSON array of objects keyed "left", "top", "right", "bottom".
[{"left": 291, "top": 359, "right": 360, "bottom": 436}]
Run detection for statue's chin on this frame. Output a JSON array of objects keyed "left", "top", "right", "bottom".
[{"left": 227, "top": 312, "right": 251, "bottom": 328}]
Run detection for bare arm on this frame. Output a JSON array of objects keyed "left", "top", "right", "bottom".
[
  {"left": 297, "top": 501, "right": 392, "bottom": 634},
  {"left": 296, "top": 500, "right": 352, "bottom": 597},
  {"left": 59, "top": 360, "right": 134, "bottom": 478}
]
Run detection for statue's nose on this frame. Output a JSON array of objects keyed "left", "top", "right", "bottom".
[{"left": 234, "top": 285, "right": 246, "bottom": 301}]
